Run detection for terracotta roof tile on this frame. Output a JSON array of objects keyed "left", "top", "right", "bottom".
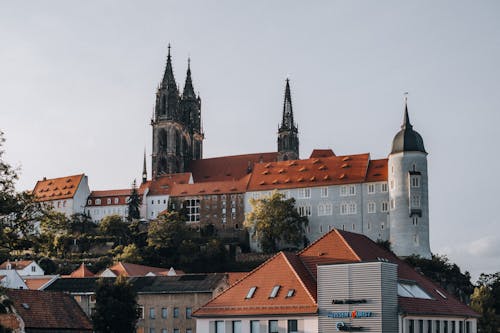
[
  {"left": 170, "top": 175, "right": 250, "bottom": 197},
  {"left": 148, "top": 173, "right": 192, "bottom": 196},
  {"left": 67, "top": 263, "right": 95, "bottom": 278},
  {"left": 187, "top": 152, "right": 279, "bottom": 183},
  {"left": 366, "top": 158, "right": 388, "bottom": 182},
  {"left": 33, "top": 174, "right": 84, "bottom": 202},
  {"left": 23, "top": 276, "right": 57, "bottom": 290},
  {"left": 5, "top": 289, "right": 92, "bottom": 330},
  {"left": 248, "top": 154, "right": 370, "bottom": 191},
  {"left": 309, "top": 149, "right": 336, "bottom": 158},
  {"left": 106, "top": 262, "right": 168, "bottom": 277},
  {"left": 0, "top": 260, "right": 34, "bottom": 270},
  {"left": 194, "top": 252, "right": 317, "bottom": 317}
]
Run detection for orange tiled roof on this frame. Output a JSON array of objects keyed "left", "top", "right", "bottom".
[
  {"left": 247, "top": 153, "right": 375, "bottom": 191},
  {"left": 23, "top": 276, "right": 56, "bottom": 290},
  {"left": 33, "top": 174, "right": 84, "bottom": 202},
  {"left": 187, "top": 152, "right": 279, "bottom": 183},
  {"left": 309, "top": 149, "right": 336, "bottom": 158},
  {"left": 0, "top": 260, "right": 34, "bottom": 270},
  {"left": 194, "top": 252, "right": 317, "bottom": 317},
  {"left": 169, "top": 174, "right": 250, "bottom": 197},
  {"left": 106, "top": 262, "right": 167, "bottom": 277},
  {"left": 148, "top": 173, "right": 192, "bottom": 196},
  {"left": 68, "top": 263, "right": 95, "bottom": 278},
  {"left": 366, "top": 158, "right": 388, "bottom": 182},
  {"left": 226, "top": 272, "right": 248, "bottom": 286}
]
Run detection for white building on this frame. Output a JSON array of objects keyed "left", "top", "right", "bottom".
[
  {"left": 33, "top": 174, "right": 90, "bottom": 216},
  {"left": 0, "top": 260, "right": 44, "bottom": 276}
]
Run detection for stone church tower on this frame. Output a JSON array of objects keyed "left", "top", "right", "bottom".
[
  {"left": 277, "top": 79, "right": 299, "bottom": 161},
  {"left": 151, "top": 46, "right": 203, "bottom": 178},
  {"left": 388, "top": 97, "right": 431, "bottom": 259}
]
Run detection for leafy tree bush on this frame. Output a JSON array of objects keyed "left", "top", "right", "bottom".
[
  {"left": 38, "top": 257, "right": 57, "bottom": 274},
  {"left": 244, "top": 191, "right": 308, "bottom": 253},
  {"left": 127, "top": 180, "right": 141, "bottom": 221},
  {"left": 92, "top": 276, "right": 139, "bottom": 333},
  {"left": 472, "top": 272, "right": 500, "bottom": 332},
  {"left": 99, "top": 215, "right": 130, "bottom": 244}
]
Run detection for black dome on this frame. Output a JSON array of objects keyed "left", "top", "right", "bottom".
[{"left": 391, "top": 106, "right": 426, "bottom": 154}]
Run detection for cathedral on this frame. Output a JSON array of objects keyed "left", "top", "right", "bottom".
[{"left": 33, "top": 46, "right": 432, "bottom": 259}]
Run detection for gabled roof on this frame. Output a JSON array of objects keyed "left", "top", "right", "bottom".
[
  {"left": 366, "top": 158, "right": 388, "bottom": 182},
  {"left": 33, "top": 174, "right": 84, "bottom": 202},
  {"left": 88, "top": 182, "right": 150, "bottom": 206},
  {"left": 148, "top": 173, "right": 192, "bottom": 196},
  {"left": 247, "top": 153, "right": 374, "bottom": 191},
  {"left": 23, "top": 275, "right": 59, "bottom": 290},
  {"left": 169, "top": 174, "right": 250, "bottom": 197},
  {"left": 103, "top": 262, "right": 168, "bottom": 277},
  {"left": 68, "top": 264, "right": 95, "bottom": 278},
  {"left": 193, "top": 252, "right": 317, "bottom": 317},
  {"left": 309, "top": 149, "right": 336, "bottom": 158},
  {"left": 187, "top": 152, "right": 279, "bottom": 183},
  {"left": 0, "top": 260, "right": 34, "bottom": 270},
  {"left": 5, "top": 289, "right": 92, "bottom": 331}
]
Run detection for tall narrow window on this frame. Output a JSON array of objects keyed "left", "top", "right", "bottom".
[
  {"left": 269, "top": 320, "right": 278, "bottom": 333},
  {"left": 288, "top": 320, "right": 298, "bottom": 333},
  {"left": 250, "top": 321, "right": 260, "bottom": 333},
  {"left": 320, "top": 187, "right": 328, "bottom": 197},
  {"left": 368, "top": 184, "right": 375, "bottom": 194},
  {"left": 232, "top": 321, "right": 242, "bottom": 333},
  {"left": 368, "top": 201, "right": 376, "bottom": 213},
  {"left": 381, "top": 183, "right": 388, "bottom": 192},
  {"left": 186, "top": 307, "right": 192, "bottom": 319}
]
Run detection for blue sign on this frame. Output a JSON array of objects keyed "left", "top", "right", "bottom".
[{"left": 328, "top": 311, "right": 372, "bottom": 318}]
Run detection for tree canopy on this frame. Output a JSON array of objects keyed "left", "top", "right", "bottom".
[
  {"left": 244, "top": 191, "right": 308, "bottom": 253},
  {"left": 471, "top": 272, "right": 500, "bottom": 332},
  {"left": 92, "top": 276, "right": 139, "bottom": 333},
  {"left": 127, "top": 180, "right": 141, "bottom": 221}
]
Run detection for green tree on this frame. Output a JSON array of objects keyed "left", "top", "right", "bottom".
[
  {"left": 147, "top": 211, "right": 189, "bottom": 249},
  {"left": 244, "top": 191, "right": 308, "bottom": 253},
  {"left": 0, "top": 131, "right": 47, "bottom": 252},
  {"left": 471, "top": 285, "right": 499, "bottom": 333},
  {"left": 127, "top": 180, "right": 141, "bottom": 221},
  {"left": 114, "top": 244, "right": 143, "bottom": 263},
  {"left": 69, "top": 213, "right": 96, "bottom": 235},
  {"left": 405, "top": 254, "right": 474, "bottom": 303},
  {"left": 40, "top": 210, "right": 70, "bottom": 236},
  {"left": 99, "top": 215, "right": 130, "bottom": 244},
  {"left": 92, "top": 276, "right": 139, "bottom": 333}
]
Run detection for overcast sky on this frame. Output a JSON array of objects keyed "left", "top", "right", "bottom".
[{"left": 1, "top": 1, "right": 499, "bottom": 280}]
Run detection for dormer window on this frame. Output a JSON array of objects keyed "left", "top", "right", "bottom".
[
  {"left": 245, "top": 286, "right": 257, "bottom": 299},
  {"left": 269, "top": 285, "right": 281, "bottom": 298},
  {"left": 286, "top": 289, "right": 295, "bottom": 298},
  {"left": 107, "top": 198, "right": 111, "bottom": 205}
]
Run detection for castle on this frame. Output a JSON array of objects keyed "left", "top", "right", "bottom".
[{"left": 33, "top": 47, "right": 432, "bottom": 259}]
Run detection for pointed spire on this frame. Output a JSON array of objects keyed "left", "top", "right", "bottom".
[
  {"left": 183, "top": 57, "right": 196, "bottom": 98},
  {"left": 142, "top": 149, "right": 147, "bottom": 183},
  {"left": 402, "top": 92, "right": 412, "bottom": 129},
  {"left": 161, "top": 43, "right": 177, "bottom": 88},
  {"left": 281, "top": 78, "right": 294, "bottom": 130}
]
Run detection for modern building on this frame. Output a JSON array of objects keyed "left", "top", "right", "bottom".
[{"left": 193, "top": 228, "right": 478, "bottom": 333}]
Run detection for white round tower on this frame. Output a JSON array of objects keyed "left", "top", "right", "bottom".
[{"left": 388, "top": 98, "right": 431, "bottom": 259}]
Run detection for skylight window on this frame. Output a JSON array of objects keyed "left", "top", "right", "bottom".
[
  {"left": 269, "top": 285, "right": 281, "bottom": 298},
  {"left": 286, "top": 289, "right": 295, "bottom": 298},
  {"left": 397, "top": 281, "right": 431, "bottom": 299},
  {"left": 245, "top": 286, "right": 257, "bottom": 299}
]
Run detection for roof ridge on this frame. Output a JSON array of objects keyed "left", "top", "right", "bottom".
[
  {"left": 282, "top": 252, "right": 317, "bottom": 305},
  {"left": 335, "top": 229, "right": 362, "bottom": 261}
]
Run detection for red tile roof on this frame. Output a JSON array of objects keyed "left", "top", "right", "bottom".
[
  {"left": 68, "top": 263, "right": 95, "bottom": 278},
  {"left": 33, "top": 174, "right": 84, "bottom": 202},
  {"left": 105, "top": 262, "right": 167, "bottom": 277},
  {"left": 23, "top": 276, "right": 56, "bottom": 290},
  {"left": 247, "top": 153, "right": 375, "bottom": 191},
  {"left": 148, "top": 173, "right": 192, "bottom": 196},
  {"left": 5, "top": 289, "right": 92, "bottom": 331},
  {"left": 187, "top": 152, "right": 279, "bottom": 183},
  {"left": 309, "top": 149, "right": 336, "bottom": 158},
  {"left": 366, "top": 158, "right": 388, "bottom": 182},
  {"left": 194, "top": 252, "right": 317, "bottom": 317},
  {"left": 169, "top": 174, "right": 250, "bottom": 197},
  {"left": 0, "top": 260, "right": 34, "bottom": 270}
]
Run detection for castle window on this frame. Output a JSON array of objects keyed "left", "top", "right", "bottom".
[
  {"left": 88, "top": 199, "right": 92, "bottom": 205},
  {"left": 411, "top": 176, "right": 420, "bottom": 188},
  {"left": 349, "top": 185, "right": 356, "bottom": 196},
  {"left": 297, "top": 205, "right": 311, "bottom": 217},
  {"left": 381, "top": 183, "right": 388, "bottom": 192},
  {"left": 411, "top": 195, "right": 421, "bottom": 208},
  {"left": 381, "top": 201, "right": 388, "bottom": 212},
  {"left": 107, "top": 198, "right": 111, "bottom": 204},
  {"left": 298, "top": 188, "right": 311, "bottom": 199},
  {"left": 95, "top": 199, "right": 101, "bottom": 205},
  {"left": 340, "top": 202, "right": 348, "bottom": 215},
  {"left": 352, "top": 223, "right": 355, "bottom": 230},
  {"left": 319, "top": 225, "right": 323, "bottom": 233},
  {"left": 340, "top": 186, "right": 348, "bottom": 196},
  {"left": 368, "top": 201, "right": 376, "bottom": 213},
  {"left": 412, "top": 217, "right": 418, "bottom": 226},
  {"left": 151, "top": 200, "right": 154, "bottom": 205},
  {"left": 114, "top": 198, "right": 119, "bottom": 204},
  {"left": 320, "top": 187, "right": 328, "bottom": 198},
  {"left": 390, "top": 199, "right": 395, "bottom": 210},
  {"left": 368, "top": 184, "right": 375, "bottom": 194},
  {"left": 185, "top": 199, "right": 200, "bottom": 222},
  {"left": 390, "top": 179, "right": 395, "bottom": 190},
  {"left": 367, "top": 223, "right": 371, "bottom": 230},
  {"left": 348, "top": 202, "right": 357, "bottom": 214}
]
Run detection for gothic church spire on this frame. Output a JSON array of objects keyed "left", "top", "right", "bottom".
[
  {"left": 277, "top": 78, "right": 299, "bottom": 161},
  {"left": 182, "top": 58, "right": 196, "bottom": 99}
]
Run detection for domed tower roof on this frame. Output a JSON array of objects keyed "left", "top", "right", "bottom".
[{"left": 391, "top": 100, "right": 426, "bottom": 154}]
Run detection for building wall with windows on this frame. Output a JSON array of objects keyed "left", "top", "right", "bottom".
[
  {"left": 245, "top": 181, "right": 391, "bottom": 251},
  {"left": 196, "top": 316, "right": 318, "bottom": 333}
]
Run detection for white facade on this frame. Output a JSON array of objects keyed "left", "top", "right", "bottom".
[
  {"left": 196, "top": 316, "right": 318, "bottom": 333},
  {"left": 399, "top": 315, "right": 477, "bottom": 333},
  {"left": 0, "top": 270, "right": 28, "bottom": 289},
  {"left": 146, "top": 194, "right": 170, "bottom": 220}
]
